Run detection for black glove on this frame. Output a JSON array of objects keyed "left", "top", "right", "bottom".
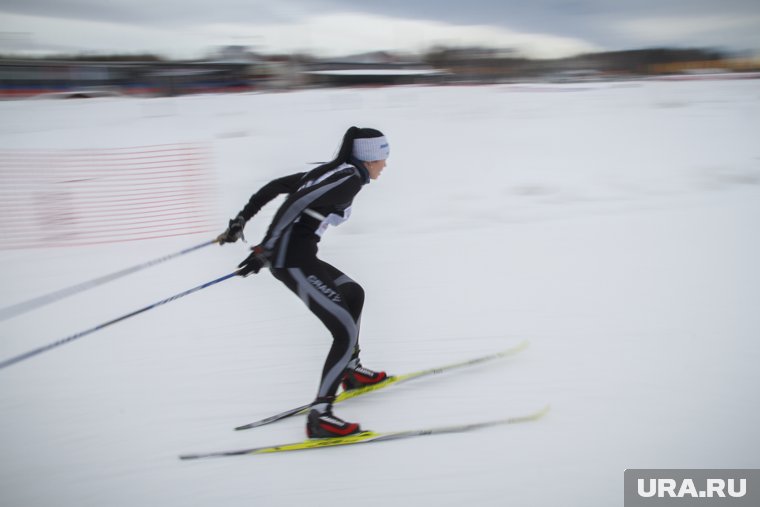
[
  {"left": 237, "top": 245, "right": 271, "bottom": 277},
  {"left": 217, "top": 216, "right": 245, "bottom": 244}
]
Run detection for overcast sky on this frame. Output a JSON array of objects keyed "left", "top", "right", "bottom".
[{"left": 2, "top": 0, "right": 760, "bottom": 59}]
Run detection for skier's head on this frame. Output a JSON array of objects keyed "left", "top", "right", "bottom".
[
  {"left": 336, "top": 126, "right": 389, "bottom": 180},
  {"left": 350, "top": 128, "right": 389, "bottom": 163}
]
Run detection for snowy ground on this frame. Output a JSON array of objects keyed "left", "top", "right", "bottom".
[{"left": 1, "top": 79, "right": 759, "bottom": 506}]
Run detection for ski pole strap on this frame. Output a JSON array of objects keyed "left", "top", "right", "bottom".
[
  {"left": 0, "top": 272, "right": 237, "bottom": 371},
  {"left": 0, "top": 239, "right": 218, "bottom": 322}
]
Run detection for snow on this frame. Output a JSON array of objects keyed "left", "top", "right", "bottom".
[{"left": 1, "top": 79, "right": 760, "bottom": 506}]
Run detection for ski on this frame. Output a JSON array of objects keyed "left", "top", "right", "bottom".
[
  {"left": 234, "top": 340, "right": 529, "bottom": 431},
  {"left": 180, "top": 405, "right": 549, "bottom": 460}
]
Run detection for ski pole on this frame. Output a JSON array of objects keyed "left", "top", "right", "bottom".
[
  {"left": 0, "top": 238, "right": 219, "bottom": 322},
  {"left": 0, "top": 271, "right": 238, "bottom": 371}
]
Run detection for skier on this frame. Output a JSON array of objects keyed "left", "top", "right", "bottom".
[{"left": 217, "top": 126, "right": 390, "bottom": 438}]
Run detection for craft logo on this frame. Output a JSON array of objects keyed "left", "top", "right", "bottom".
[
  {"left": 306, "top": 275, "right": 342, "bottom": 303},
  {"left": 625, "top": 470, "right": 759, "bottom": 506}
]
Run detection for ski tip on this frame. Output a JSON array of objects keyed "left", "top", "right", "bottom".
[
  {"left": 179, "top": 453, "right": 206, "bottom": 460},
  {"left": 529, "top": 404, "right": 551, "bottom": 420},
  {"left": 234, "top": 419, "right": 275, "bottom": 430},
  {"left": 493, "top": 339, "right": 529, "bottom": 356},
  {"left": 234, "top": 404, "right": 313, "bottom": 431},
  {"left": 515, "top": 339, "right": 530, "bottom": 350}
]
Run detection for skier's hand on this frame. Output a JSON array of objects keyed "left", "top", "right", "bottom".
[
  {"left": 217, "top": 216, "right": 245, "bottom": 244},
  {"left": 237, "top": 245, "right": 270, "bottom": 277}
]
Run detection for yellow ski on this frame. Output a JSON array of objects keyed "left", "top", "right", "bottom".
[
  {"left": 181, "top": 405, "right": 549, "bottom": 460},
  {"left": 234, "top": 340, "right": 529, "bottom": 431}
]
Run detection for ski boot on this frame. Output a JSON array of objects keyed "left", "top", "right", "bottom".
[
  {"left": 306, "top": 396, "right": 361, "bottom": 438},
  {"left": 342, "top": 358, "right": 388, "bottom": 391}
]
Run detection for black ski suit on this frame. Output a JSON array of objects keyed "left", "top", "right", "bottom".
[{"left": 236, "top": 161, "right": 370, "bottom": 398}]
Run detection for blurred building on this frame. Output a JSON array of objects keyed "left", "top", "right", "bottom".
[
  {"left": 303, "top": 51, "right": 445, "bottom": 86},
  {"left": 424, "top": 46, "right": 760, "bottom": 83},
  {"left": 1, "top": 47, "right": 758, "bottom": 98},
  {"left": 0, "top": 58, "right": 258, "bottom": 98}
]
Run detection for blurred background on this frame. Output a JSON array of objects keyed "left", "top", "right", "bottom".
[{"left": 1, "top": 1, "right": 759, "bottom": 98}]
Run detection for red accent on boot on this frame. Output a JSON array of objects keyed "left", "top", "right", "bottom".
[
  {"left": 342, "top": 368, "right": 388, "bottom": 391},
  {"left": 319, "top": 421, "right": 360, "bottom": 436},
  {"left": 307, "top": 414, "right": 361, "bottom": 438},
  {"left": 355, "top": 370, "right": 387, "bottom": 384}
]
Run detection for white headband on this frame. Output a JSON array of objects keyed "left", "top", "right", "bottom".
[{"left": 352, "top": 136, "right": 390, "bottom": 161}]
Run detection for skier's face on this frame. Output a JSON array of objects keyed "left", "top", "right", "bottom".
[{"left": 364, "top": 159, "right": 387, "bottom": 180}]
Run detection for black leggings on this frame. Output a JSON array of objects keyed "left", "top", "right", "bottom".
[{"left": 270, "top": 258, "right": 365, "bottom": 399}]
